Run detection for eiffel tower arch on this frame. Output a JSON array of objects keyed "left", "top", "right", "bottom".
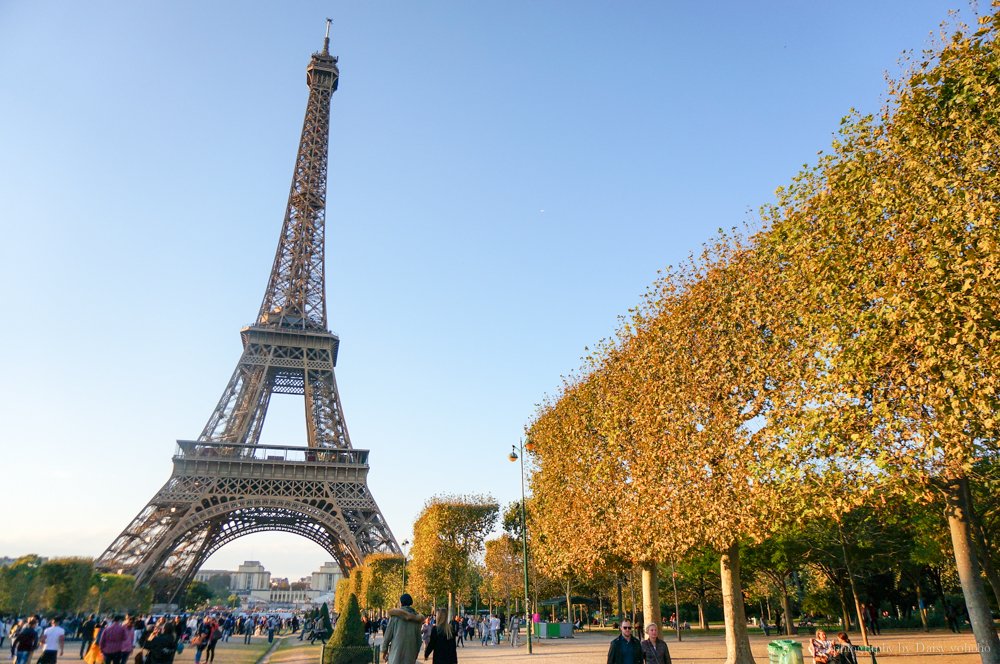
[{"left": 96, "top": 23, "right": 400, "bottom": 600}]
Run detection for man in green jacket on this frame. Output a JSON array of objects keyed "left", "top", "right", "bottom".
[{"left": 383, "top": 594, "right": 423, "bottom": 664}]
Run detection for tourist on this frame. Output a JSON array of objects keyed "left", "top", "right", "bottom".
[
  {"left": 204, "top": 618, "right": 222, "bottom": 664},
  {"left": 76, "top": 616, "right": 96, "bottom": 660},
  {"left": 640, "top": 623, "right": 671, "bottom": 664},
  {"left": 489, "top": 615, "right": 500, "bottom": 646},
  {"left": 39, "top": 617, "right": 66, "bottom": 664},
  {"left": 13, "top": 618, "right": 40, "bottom": 664},
  {"left": 120, "top": 617, "right": 135, "bottom": 664},
  {"left": 191, "top": 618, "right": 211, "bottom": 664},
  {"left": 832, "top": 632, "right": 858, "bottom": 664},
  {"left": 507, "top": 615, "right": 519, "bottom": 648},
  {"left": 478, "top": 617, "right": 488, "bottom": 647},
  {"left": 420, "top": 617, "right": 433, "bottom": 649},
  {"left": 452, "top": 616, "right": 464, "bottom": 648},
  {"left": 423, "top": 609, "right": 457, "bottom": 664},
  {"left": 809, "top": 629, "right": 833, "bottom": 664},
  {"left": 98, "top": 616, "right": 129, "bottom": 664},
  {"left": 144, "top": 623, "right": 177, "bottom": 664},
  {"left": 606, "top": 620, "right": 642, "bottom": 664},
  {"left": 383, "top": 594, "right": 423, "bottom": 664}
]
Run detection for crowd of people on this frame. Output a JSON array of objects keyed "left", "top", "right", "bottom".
[
  {"left": 1, "top": 612, "right": 307, "bottom": 664},
  {"left": 378, "top": 594, "right": 531, "bottom": 664}
]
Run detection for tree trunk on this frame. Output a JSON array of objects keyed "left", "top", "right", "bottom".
[
  {"left": 914, "top": 581, "right": 929, "bottom": 632},
  {"left": 628, "top": 577, "right": 637, "bottom": 623},
  {"left": 670, "top": 560, "right": 682, "bottom": 642},
  {"left": 642, "top": 562, "right": 662, "bottom": 630},
  {"left": 970, "top": 489, "right": 1000, "bottom": 613},
  {"left": 617, "top": 579, "right": 624, "bottom": 622},
  {"left": 837, "top": 519, "right": 870, "bottom": 646},
  {"left": 837, "top": 585, "right": 851, "bottom": 633},
  {"left": 720, "top": 543, "right": 755, "bottom": 664},
  {"left": 779, "top": 576, "right": 795, "bottom": 636},
  {"left": 566, "top": 578, "right": 572, "bottom": 624},
  {"left": 698, "top": 602, "right": 708, "bottom": 630},
  {"left": 945, "top": 475, "right": 1000, "bottom": 664}
]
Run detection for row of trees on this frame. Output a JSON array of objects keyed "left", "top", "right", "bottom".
[
  {"left": 526, "top": 11, "right": 1000, "bottom": 664},
  {"left": 0, "top": 555, "right": 151, "bottom": 616}
]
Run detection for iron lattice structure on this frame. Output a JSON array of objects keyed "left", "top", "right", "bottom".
[{"left": 96, "top": 26, "right": 400, "bottom": 600}]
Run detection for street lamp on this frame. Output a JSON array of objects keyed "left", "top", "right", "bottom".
[
  {"left": 509, "top": 437, "right": 535, "bottom": 655},
  {"left": 96, "top": 575, "right": 109, "bottom": 617},
  {"left": 400, "top": 539, "right": 411, "bottom": 593}
]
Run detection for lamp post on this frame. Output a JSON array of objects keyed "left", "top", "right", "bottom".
[
  {"left": 400, "top": 539, "right": 411, "bottom": 593},
  {"left": 508, "top": 438, "right": 535, "bottom": 655},
  {"left": 96, "top": 575, "right": 109, "bottom": 617}
]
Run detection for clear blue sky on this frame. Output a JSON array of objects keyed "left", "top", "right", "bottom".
[{"left": 0, "top": 1, "right": 980, "bottom": 580}]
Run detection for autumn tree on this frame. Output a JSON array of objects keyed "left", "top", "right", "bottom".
[
  {"left": 481, "top": 535, "right": 523, "bottom": 613},
  {"left": 758, "top": 13, "right": 1000, "bottom": 661},
  {"left": 407, "top": 494, "right": 499, "bottom": 613},
  {"left": 360, "top": 554, "right": 405, "bottom": 615}
]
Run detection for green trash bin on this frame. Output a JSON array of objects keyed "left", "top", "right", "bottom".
[
  {"left": 768, "top": 641, "right": 784, "bottom": 664},
  {"left": 780, "top": 640, "right": 803, "bottom": 664}
]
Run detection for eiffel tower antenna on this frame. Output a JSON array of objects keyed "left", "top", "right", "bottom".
[{"left": 96, "top": 25, "right": 399, "bottom": 602}]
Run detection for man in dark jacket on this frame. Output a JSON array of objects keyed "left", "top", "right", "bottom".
[{"left": 607, "top": 620, "right": 643, "bottom": 664}]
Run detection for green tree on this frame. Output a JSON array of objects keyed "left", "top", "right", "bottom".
[
  {"left": 0, "top": 555, "right": 43, "bottom": 614},
  {"left": 205, "top": 574, "right": 232, "bottom": 597},
  {"left": 183, "top": 581, "right": 213, "bottom": 610},
  {"left": 320, "top": 602, "right": 333, "bottom": 635},
  {"left": 323, "top": 594, "right": 371, "bottom": 664},
  {"left": 38, "top": 558, "right": 94, "bottom": 613}
]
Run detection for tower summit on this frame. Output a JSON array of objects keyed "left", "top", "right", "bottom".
[
  {"left": 259, "top": 17, "right": 338, "bottom": 331},
  {"left": 96, "top": 24, "right": 400, "bottom": 601}
]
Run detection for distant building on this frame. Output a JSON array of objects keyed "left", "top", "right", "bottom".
[
  {"left": 194, "top": 569, "right": 231, "bottom": 584},
  {"left": 192, "top": 560, "right": 344, "bottom": 610},
  {"left": 311, "top": 562, "right": 343, "bottom": 592},
  {"left": 234, "top": 561, "right": 271, "bottom": 591}
]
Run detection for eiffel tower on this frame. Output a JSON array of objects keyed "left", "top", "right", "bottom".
[{"left": 96, "top": 22, "right": 400, "bottom": 600}]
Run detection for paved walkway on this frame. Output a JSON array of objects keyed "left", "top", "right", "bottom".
[{"left": 234, "top": 628, "right": 988, "bottom": 664}]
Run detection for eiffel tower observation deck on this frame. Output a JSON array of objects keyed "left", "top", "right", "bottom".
[{"left": 96, "top": 22, "right": 400, "bottom": 600}]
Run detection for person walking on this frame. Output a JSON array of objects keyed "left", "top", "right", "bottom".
[
  {"left": 383, "top": 594, "right": 423, "bottom": 664},
  {"left": 423, "top": 609, "right": 457, "bottom": 664},
  {"left": 508, "top": 615, "right": 520, "bottom": 648},
  {"left": 640, "top": 623, "right": 672, "bottom": 664},
  {"left": 98, "top": 616, "right": 128, "bottom": 664},
  {"left": 204, "top": 619, "right": 222, "bottom": 664},
  {"left": 13, "top": 618, "right": 40, "bottom": 664},
  {"left": 39, "top": 618, "right": 66, "bottom": 664},
  {"left": 606, "top": 620, "right": 642, "bottom": 664},
  {"left": 143, "top": 623, "right": 177, "bottom": 664}
]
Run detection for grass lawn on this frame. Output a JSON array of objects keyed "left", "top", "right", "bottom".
[
  {"left": 267, "top": 637, "right": 324, "bottom": 664},
  {"left": 195, "top": 637, "right": 273, "bottom": 664}
]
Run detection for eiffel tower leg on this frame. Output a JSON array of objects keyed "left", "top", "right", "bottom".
[
  {"left": 304, "top": 366, "right": 350, "bottom": 448},
  {"left": 97, "top": 462, "right": 368, "bottom": 600},
  {"left": 200, "top": 359, "right": 271, "bottom": 444}
]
